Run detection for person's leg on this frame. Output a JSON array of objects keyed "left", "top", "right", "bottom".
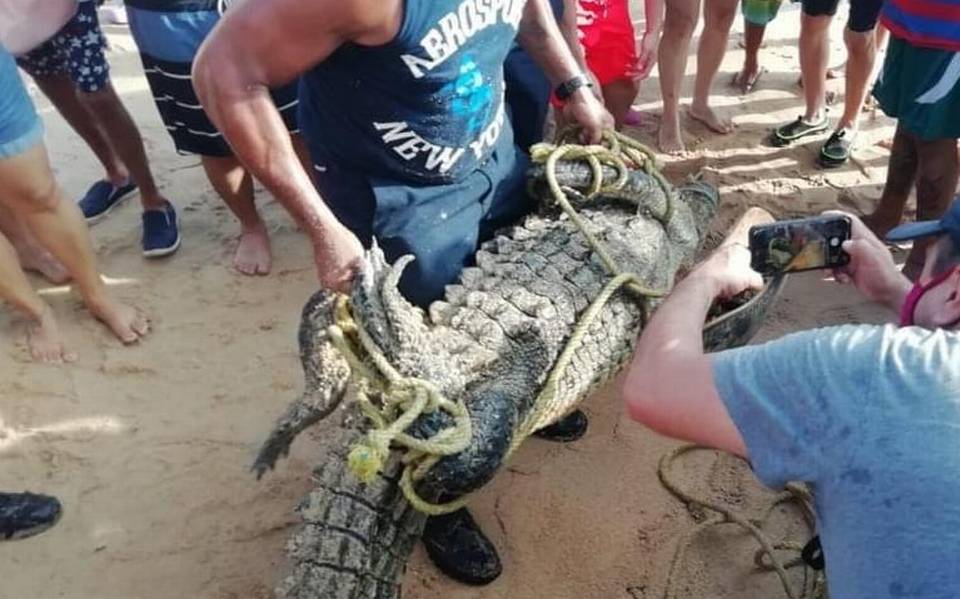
[
  {"left": 905, "top": 138, "right": 960, "bottom": 278},
  {"left": 56, "top": 1, "right": 167, "bottom": 212},
  {"left": 837, "top": 26, "right": 877, "bottom": 131},
  {"left": 689, "top": 0, "right": 738, "bottom": 133},
  {"left": 79, "top": 84, "right": 167, "bottom": 211},
  {"left": 799, "top": 12, "right": 833, "bottom": 123},
  {"left": 0, "top": 144, "right": 149, "bottom": 343},
  {"left": 658, "top": 0, "right": 701, "bottom": 153},
  {"left": 863, "top": 123, "right": 918, "bottom": 236},
  {"left": 200, "top": 154, "right": 272, "bottom": 275},
  {"left": 0, "top": 203, "right": 69, "bottom": 284},
  {"left": 0, "top": 231, "right": 72, "bottom": 362},
  {"left": 30, "top": 73, "right": 129, "bottom": 186},
  {"left": 602, "top": 78, "right": 642, "bottom": 129},
  {"left": 735, "top": 21, "right": 768, "bottom": 94}
]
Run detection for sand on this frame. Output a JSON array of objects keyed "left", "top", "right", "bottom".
[{"left": 1, "top": 9, "right": 907, "bottom": 599}]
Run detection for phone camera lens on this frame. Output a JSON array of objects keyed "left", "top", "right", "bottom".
[{"left": 829, "top": 237, "right": 840, "bottom": 247}]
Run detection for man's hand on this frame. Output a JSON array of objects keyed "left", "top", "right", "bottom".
[
  {"left": 634, "top": 30, "right": 659, "bottom": 81},
  {"left": 313, "top": 224, "right": 364, "bottom": 294},
  {"left": 693, "top": 243, "right": 765, "bottom": 300},
  {"left": 825, "top": 211, "right": 911, "bottom": 310},
  {"left": 562, "top": 88, "right": 615, "bottom": 144}
]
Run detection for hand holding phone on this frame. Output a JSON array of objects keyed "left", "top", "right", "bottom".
[{"left": 749, "top": 215, "right": 852, "bottom": 276}]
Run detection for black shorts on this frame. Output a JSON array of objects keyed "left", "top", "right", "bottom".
[{"left": 801, "top": 0, "right": 883, "bottom": 32}]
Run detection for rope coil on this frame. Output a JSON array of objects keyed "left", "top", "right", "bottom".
[
  {"left": 329, "top": 129, "right": 676, "bottom": 514},
  {"left": 659, "top": 445, "right": 826, "bottom": 599}
]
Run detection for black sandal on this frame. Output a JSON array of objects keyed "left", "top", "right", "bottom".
[
  {"left": 771, "top": 116, "right": 829, "bottom": 147},
  {"left": 819, "top": 128, "right": 856, "bottom": 168}
]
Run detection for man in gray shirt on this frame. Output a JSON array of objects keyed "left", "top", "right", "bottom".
[{"left": 623, "top": 200, "right": 960, "bottom": 598}]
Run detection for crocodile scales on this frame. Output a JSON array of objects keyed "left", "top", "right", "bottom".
[{"left": 253, "top": 159, "right": 782, "bottom": 598}]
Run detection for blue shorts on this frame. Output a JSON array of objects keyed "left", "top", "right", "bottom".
[
  {"left": 16, "top": 1, "right": 111, "bottom": 93},
  {"left": 127, "top": 2, "right": 299, "bottom": 157},
  {"left": 309, "top": 138, "right": 533, "bottom": 308},
  {"left": 0, "top": 46, "right": 43, "bottom": 160}
]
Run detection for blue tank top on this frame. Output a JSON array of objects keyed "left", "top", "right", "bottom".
[{"left": 299, "top": 0, "right": 526, "bottom": 184}]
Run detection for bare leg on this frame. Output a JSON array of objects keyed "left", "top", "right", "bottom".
[
  {"left": 79, "top": 83, "right": 167, "bottom": 211},
  {"left": 734, "top": 21, "right": 768, "bottom": 94},
  {"left": 689, "top": 0, "right": 738, "bottom": 133},
  {"left": 0, "top": 202, "right": 69, "bottom": 284},
  {"left": 864, "top": 124, "right": 918, "bottom": 236},
  {"left": 838, "top": 27, "right": 877, "bottom": 131},
  {"left": 799, "top": 13, "right": 833, "bottom": 123},
  {"left": 601, "top": 78, "right": 641, "bottom": 129},
  {"left": 658, "top": 0, "right": 701, "bottom": 153},
  {"left": 200, "top": 154, "right": 272, "bottom": 275},
  {"left": 32, "top": 73, "right": 129, "bottom": 186},
  {"left": 0, "top": 232, "right": 72, "bottom": 362},
  {"left": 0, "top": 144, "right": 149, "bottom": 343},
  {"left": 904, "top": 138, "right": 960, "bottom": 278}
]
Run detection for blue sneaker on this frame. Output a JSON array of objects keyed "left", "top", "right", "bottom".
[
  {"left": 142, "top": 203, "right": 181, "bottom": 258},
  {"left": 78, "top": 180, "right": 139, "bottom": 224}
]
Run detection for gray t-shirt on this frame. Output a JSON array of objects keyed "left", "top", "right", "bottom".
[{"left": 712, "top": 324, "right": 960, "bottom": 599}]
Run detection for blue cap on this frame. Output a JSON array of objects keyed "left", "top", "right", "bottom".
[{"left": 886, "top": 197, "right": 960, "bottom": 248}]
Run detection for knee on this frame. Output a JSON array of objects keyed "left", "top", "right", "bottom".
[
  {"left": 709, "top": 3, "right": 738, "bottom": 30},
  {"left": 844, "top": 28, "right": 874, "bottom": 56},
  {"left": 665, "top": 6, "right": 698, "bottom": 37},
  {"left": 14, "top": 178, "right": 60, "bottom": 214}
]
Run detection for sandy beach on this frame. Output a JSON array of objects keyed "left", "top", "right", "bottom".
[{"left": 1, "top": 8, "right": 909, "bottom": 599}]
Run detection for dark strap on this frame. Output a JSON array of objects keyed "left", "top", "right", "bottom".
[{"left": 801, "top": 535, "right": 825, "bottom": 571}]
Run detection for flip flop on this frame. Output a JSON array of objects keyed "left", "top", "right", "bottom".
[
  {"left": 770, "top": 116, "right": 829, "bottom": 147},
  {"left": 818, "top": 128, "right": 856, "bottom": 168},
  {"left": 731, "top": 67, "right": 768, "bottom": 95}
]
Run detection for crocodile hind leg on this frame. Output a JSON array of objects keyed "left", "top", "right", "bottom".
[
  {"left": 279, "top": 424, "right": 425, "bottom": 599},
  {"left": 253, "top": 291, "right": 352, "bottom": 478}
]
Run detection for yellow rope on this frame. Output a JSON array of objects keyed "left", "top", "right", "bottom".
[
  {"left": 330, "top": 129, "right": 677, "bottom": 515},
  {"left": 659, "top": 445, "right": 826, "bottom": 599}
]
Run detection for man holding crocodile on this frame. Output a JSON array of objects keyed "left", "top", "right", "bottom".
[{"left": 192, "top": 0, "right": 613, "bottom": 585}]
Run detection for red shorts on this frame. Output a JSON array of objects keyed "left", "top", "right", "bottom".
[{"left": 579, "top": 0, "right": 638, "bottom": 86}]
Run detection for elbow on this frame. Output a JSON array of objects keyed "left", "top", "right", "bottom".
[
  {"left": 622, "top": 366, "right": 661, "bottom": 429},
  {"left": 622, "top": 359, "right": 678, "bottom": 440},
  {"left": 191, "top": 40, "right": 218, "bottom": 105}
]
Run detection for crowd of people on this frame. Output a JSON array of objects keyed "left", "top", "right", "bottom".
[{"left": 1, "top": 0, "right": 958, "bottom": 595}]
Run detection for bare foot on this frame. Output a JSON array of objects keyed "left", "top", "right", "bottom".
[
  {"left": 18, "top": 246, "right": 70, "bottom": 285},
  {"left": 233, "top": 225, "right": 272, "bottom": 276},
  {"left": 88, "top": 298, "right": 150, "bottom": 344},
  {"left": 687, "top": 104, "right": 734, "bottom": 135},
  {"left": 27, "top": 305, "right": 75, "bottom": 363},
  {"left": 658, "top": 116, "right": 686, "bottom": 154}
]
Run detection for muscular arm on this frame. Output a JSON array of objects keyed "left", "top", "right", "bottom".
[
  {"left": 192, "top": 0, "right": 401, "bottom": 288},
  {"left": 517, "top": 0, "right": 584, "bottom": 87},
  {"left": 517, "top": 0, "right": 612, "bottom": 141}
]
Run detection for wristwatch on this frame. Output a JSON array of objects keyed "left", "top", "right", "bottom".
[{"left": 554, "top": 74, "right": 592, "bottom": 102}]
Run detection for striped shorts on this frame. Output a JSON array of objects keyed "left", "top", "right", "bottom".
[{"left": 126, "top": 0, "right": 298, "bottom": 157}]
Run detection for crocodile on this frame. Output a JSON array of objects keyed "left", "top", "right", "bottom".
[{"left": 253, "top": 156, "right": 784, "bottom": 599}]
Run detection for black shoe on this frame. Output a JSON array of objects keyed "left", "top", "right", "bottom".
[
  {"left": 422, "top": 508, "right": 502, "bottom": 586},
  {"left": 533, "top": 409, "right": 589, "bottom": 442},
  {"left": 0, "top": 492, "right": 62, "bottom": 541}
]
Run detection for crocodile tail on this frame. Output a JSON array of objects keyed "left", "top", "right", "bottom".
[{"left": 278, "top": 425, "right": 426, "bottom": 599}]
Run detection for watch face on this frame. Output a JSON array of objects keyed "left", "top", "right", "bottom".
[{"left": 557, "top": 75, "right": 586, "bottom": 101}]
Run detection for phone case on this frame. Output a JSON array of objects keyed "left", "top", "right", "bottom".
[{"left": 749, "top": 215, "right": 852, "bottom": 276}]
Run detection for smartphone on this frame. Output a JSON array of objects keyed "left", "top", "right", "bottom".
[{"left": 749, "top": 215, "right": 852, "bottom": 276}]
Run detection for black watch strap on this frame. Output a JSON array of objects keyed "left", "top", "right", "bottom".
[{"left": 555, "top": 74, "right": 591, "bottom": 102}]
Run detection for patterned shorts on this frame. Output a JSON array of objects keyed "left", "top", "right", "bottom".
[{"left": 16, "top": 1, "right": 110, "bottom": 93}]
